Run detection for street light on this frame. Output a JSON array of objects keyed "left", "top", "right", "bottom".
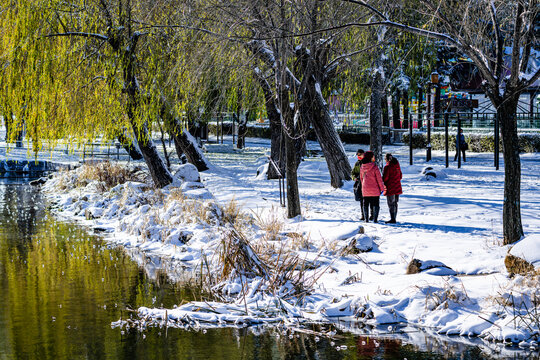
[{"left": 430, "top": 71, "right": 439, "bottom": 85}]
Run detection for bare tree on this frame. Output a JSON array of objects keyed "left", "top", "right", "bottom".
[{"left": 341, "top": 0, "right": 539, "bottom": 244}]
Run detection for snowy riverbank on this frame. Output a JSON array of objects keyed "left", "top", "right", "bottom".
[{"left": 39, "top": 137, "right": 540, "bottom": 353}]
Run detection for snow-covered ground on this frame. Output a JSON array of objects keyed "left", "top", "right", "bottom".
[{"left": 4, "top": 134, "right": 540, "bottom": 352}]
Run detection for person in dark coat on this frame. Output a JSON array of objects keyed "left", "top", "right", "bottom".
[
  {"left": 454, "top": 129, "right": 467, "bottom": 162},
  {"left": 383, "top": 153, "right": 403, "bottom": 224},
  {"left": 351, "top": 149, "right": 365, "bottom": 220},
  {"left": 360, "top": 151, "right": 384, "bottom": 223}
]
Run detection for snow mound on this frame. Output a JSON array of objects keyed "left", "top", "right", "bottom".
[
  {"left": 341, "top": 234, "right": 374, "bottom": 253},
  {"left": 506, "top": 234, "right": 540, "bottom": 274},
  {"left": 420, "top": 166, "right": 447, "bottom": 181},
  {"left": 406, "top": 258, "right": 457, "bottom": 276},
  {"left": 508, "top": 234, "right": 540, "bottom": 268},
  {"left": 174, "top": 163, "right": 200, "bottom": 182},
  {"left": 256, "top": 163, "right": 269, "bottom": 180}
]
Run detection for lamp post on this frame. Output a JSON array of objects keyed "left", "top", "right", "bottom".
[{"left": 432, "top": 71, "right": 441, "bottom": 127}]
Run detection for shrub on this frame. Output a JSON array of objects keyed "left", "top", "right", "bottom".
[
  {"left": 402, "top": 133, "right": 540, "bottom": 152},
  {"left": 401, "top": 133, "right": 427, "bottom": 149}
]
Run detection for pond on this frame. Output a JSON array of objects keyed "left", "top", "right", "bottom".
[{"left": 0, "top": 182, "right": 531, "bottom": 359}]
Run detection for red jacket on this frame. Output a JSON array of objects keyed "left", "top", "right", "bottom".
[
  {"left": 360, "top": 162, "right": 384, "bottom": 197},
  {"left": 383, "top": 161, "right": 403, "bottom": 196}
]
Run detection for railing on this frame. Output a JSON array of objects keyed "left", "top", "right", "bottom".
[
  {"left": 336, "top": 112, "right": 540, "bottom": 133},
  {"left": 405, "top": 112, "right": 510, "bottom": 170},
  {"left": 406, "top": 112, "right": 540, "bottom": 131}
]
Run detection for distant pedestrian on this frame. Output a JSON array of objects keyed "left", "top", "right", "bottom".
[
  {"left": 454, "top": 129, "right": 467, "bottom": 162},
  {"left": 351, "top": 149, "right": 365, "bottom": 220},
  {"left": 360, "top": 151, "right": 384, "bottom": 223},
  {"left": 383, "top": 153, "right": 403, "bottom": 224}
]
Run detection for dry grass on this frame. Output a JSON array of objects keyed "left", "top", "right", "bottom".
[
  {"left": 219, "top": 227, "right": 270, "bottom": 280},
  {"left": 252, "top": 206, "right": 284, "bottom": 242},
  {"left": 287, "top": 232, "right": 312, "bottom": 251},
  {"left": 505, "top": 254, "right": 537, "bottom": 276},
  {"left": 77, "top": 162, "right": 146, "bottom": 191},
  {"left": 422, "top": 280, "right": 469, "bottom": 311},
  {"left": 208, "top": 224, "right": 327, "bottom": 300},
  {"left": 220, "top": 198, "right": 252, "bottom": 227}
]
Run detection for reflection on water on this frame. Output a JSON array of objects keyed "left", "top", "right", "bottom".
[{"left": 0, "top": 183, "right": 531, "bottom": 359}]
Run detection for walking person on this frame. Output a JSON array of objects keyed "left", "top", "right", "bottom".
[
  {"left": 454, "top": 128, "right": 467, "bottom": 162},
  {"left": 351, "top": 149, "right": 366, "bottom": 220},
  {"left": 383, "top": 153, "right": 402, "bottom": 224},
  {"left": 360, "top": 151, "right": 384, "bottom": 223}
]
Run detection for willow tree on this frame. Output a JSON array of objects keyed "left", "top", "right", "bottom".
[{"left": 2, "top": 0, "right": 215, "bottom": 185}]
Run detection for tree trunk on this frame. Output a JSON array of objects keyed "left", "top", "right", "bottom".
[
  {"left": 382, "top": 93, "right": 389, "bottom": 127},
  {"left": 255, "top": 72, "right": 285, "bottom": 179},
  {"left": 236, "top": 111, "right": 248, "bottom": 149},
  {"left": 498, "top": 95, "right": 524, "bottom": 244},
  {"left": 130, "top": 120, "right": 173, "bottom": 188},
  {"left": 402, "top": 90, "right": 409, "bottom": 129},
  {"left": 170, "top": 132, "right": 184, "bottom": 160},
  {"left": 268, "top": 114, "right": 286, "bottom": 179},
  {"left": 282, "top": 91, "right": 301, "bottom": 218},
  {"left": 392, "top": 90, "right": 401, "bottom": 129},
  {"left": 370, "top": 70, "right": 384, "bottom": 167},
  {"left": 310, "top": 81, "right": 352, "bottom": 188},
  {"left": 434, "top": 84, "right": 441, "bottom": 127},
  {"left": 117, "top": 132, "right": 143, "bottom": 160},
  {"left": 161, "top": 100, "right": 209, "bottom": 171},
  {"left": 169, "top": 126, "right": 209, "bottom": 171},
  {"left": 417, "top": 86, "right": 424, "bottom": 129}
]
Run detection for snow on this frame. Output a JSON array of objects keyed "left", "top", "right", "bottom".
[
  {"left": 509, "top": 234, "right": 540, "bottom": 268},
  {"left": 174, "top": 163, "right": 200, "bottom": 182},
  {"left": 8, "top": 134, "right": 540, "bottom": 349}
]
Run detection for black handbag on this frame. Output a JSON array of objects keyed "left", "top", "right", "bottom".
[{"left": 354, "top": 180, "right": 362, "bottom": 201}]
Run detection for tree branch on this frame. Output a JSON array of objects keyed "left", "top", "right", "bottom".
[
  {"left": 524, "top": 68, "right": 540, "bottom": 89},
  {"left": 339, "top": 0, "right": 387, "bottom": 21},
  {"left": 489, "top": 0, "right": 504, "bottom": 80},
  {"left": 519, "top": 5, "right": 537, "bottom": 74},
  {"left": 510, "top": 2, "right": 524, "bottom": 87},
  {"left": 43, "top": 32, "right": 109, "bottom": 42}
]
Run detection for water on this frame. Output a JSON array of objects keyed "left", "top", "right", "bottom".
[{"left": 0, "top": 183, "right": 532, "bottom": 359}]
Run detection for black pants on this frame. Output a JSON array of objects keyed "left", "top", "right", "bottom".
[
  {"left": 454, "top": 149, "right": 466, "bottom": 162},
  {"left": 363, "top": 196, "right": 380, "bottom": 222},
  {"left": 386, "top": 194, "right": 399, "bottom": 221}
]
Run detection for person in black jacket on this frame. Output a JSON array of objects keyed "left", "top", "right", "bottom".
[
  {"left": 351, "top": 149, "right": 365, "bottom": 220},
  {"left": 454, "top": 129, "right": 467, "bottom": 162}
]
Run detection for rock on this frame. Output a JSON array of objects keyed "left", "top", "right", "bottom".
[
  {"left": 406, "top": 259, "right": 423, "bottom": 274},
  {"left": 256, "top": 164, "right": 269, "bottom": 179},
  {"left": 174, "top": 163, "right": 200, "bottom": 182},
  {"left": 94, "top": 226, "right": 113, "bottom": 233},
  {"left": 406, "top": 258, "right": 456, "bottom": 275},
  {"left": 422, "top": 166, "right": 437, "bottom": 178},
  {"left": 341, "top": 234, "right": 373, "bottom": 254},
  {"left": 30, "top": 177, "right": 48, "bottom": 186}
]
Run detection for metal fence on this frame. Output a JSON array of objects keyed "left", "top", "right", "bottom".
[{"left": 404, "top": 112, "right": 540, "bottom": 131}]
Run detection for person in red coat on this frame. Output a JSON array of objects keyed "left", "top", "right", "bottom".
[
  {"left": 382, "top": 153, "right": 403, "bottom": 223},
  {"left": 360, "top": 151, "right": 384, "bottom": 223}
]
